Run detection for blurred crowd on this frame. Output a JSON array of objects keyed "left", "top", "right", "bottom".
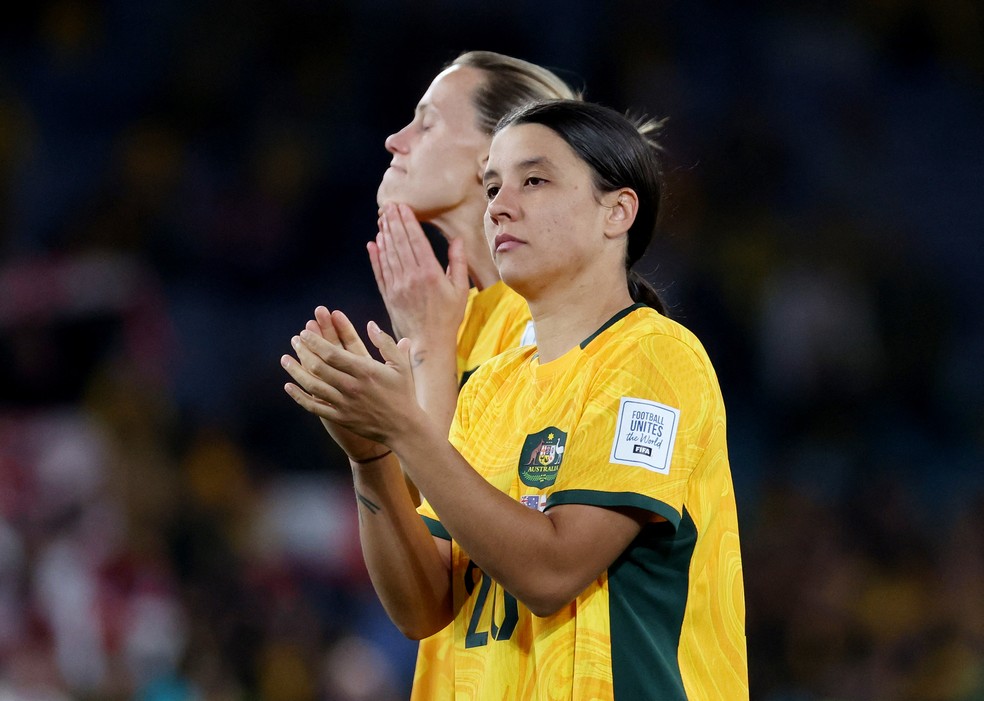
[{"left": 1, "top": 1, "right": 982, "bottom": 699}]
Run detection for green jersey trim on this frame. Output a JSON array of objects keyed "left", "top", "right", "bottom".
[
  {"left": 609, "top": 507, "right": 697, "bottom": 700},
  {"left": 544, "top": 489, "right": 681, "bottom": 530},
  {"left": 459, "top": 366, "right": 478, "bottom": 388},
  {"left": 579, "top": 303, "right": 647, "bottom": 350},
  {"left": 421, "top": 515, "right": 451, "bottom": 541}
]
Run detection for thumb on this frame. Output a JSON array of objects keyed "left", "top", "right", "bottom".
[
  {"left": 446, "top": 237, "right": 470, "bottom": 291},
  {"left": 367, "top": 320, "right": 408, "bottom": 369}
]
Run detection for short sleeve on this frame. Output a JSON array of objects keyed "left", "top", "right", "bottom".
[{"left": 545, "top": 333, "right": 715, "bottom": 529}]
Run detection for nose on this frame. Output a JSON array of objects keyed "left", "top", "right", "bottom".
[
  {"left": 487, "top": 186, "right": 517, "bottom": 224},
  {"left": 385, "top": 123, "right": 412, "bottom": 154}
]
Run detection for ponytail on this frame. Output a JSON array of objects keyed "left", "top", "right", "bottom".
[{"left": 627, "top": 269, "right": 667, "bottom": 316}]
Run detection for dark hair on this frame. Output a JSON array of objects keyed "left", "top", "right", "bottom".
[
  {"left": 495, "top": 100, "right": 667, "bottom": 314},
  {"left": 449, "top": 51, "right": 580, "bottom": 135}
]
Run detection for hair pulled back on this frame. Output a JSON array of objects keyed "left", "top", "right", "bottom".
[{"left": 496, "top": 100, "right": 667, "bottom": 314}]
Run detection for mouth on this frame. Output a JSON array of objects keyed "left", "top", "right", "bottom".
[
  {"left": 385, "top": 162, "right": 407, "bottom": 175},
  {"left": 494, "top": 233, "right": 524, "bottom": 254}
]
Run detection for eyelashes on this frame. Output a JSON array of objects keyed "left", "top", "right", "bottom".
[{"left": 484, "top": 177, "right": 547, "bottom": 201}]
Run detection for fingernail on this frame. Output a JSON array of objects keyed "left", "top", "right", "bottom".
[
  {"left": 291, "top": 336, "right": 300, "bottom": 349},
  {"left": 368, "top": 320, "right": 379, "bottom": 333},
  {"left": 280, "top": 355, "right": 290, "bottom": 367},
  {"left": 300, "top": 329, "right": 313, "bottom": 341}
]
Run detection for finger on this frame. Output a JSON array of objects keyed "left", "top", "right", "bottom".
[
  {"left": 367, "top": 241, "right": 387, "bottom": 295},
  {"left": 313, "top": 306, "right": 341, "bottom": 345},
  {"left": 281, "top": 352, "right": 346, "bottom": 406},
  {"left": 283, "top": 380, "right": 342, "bottom": 422},
  {"left": 294, "top": 331, "right": 365, "bottom": 381},
  {"left": 446, "top": 236, "right": 470, "bottom": 291},
  {"left": 381, "top": 205, "right": 409, "bottom": 270},
  {"left": 367, "top": 320, "right": 408, "bottom": 369},
  {"left": 378, "top": 227, "right": 399, "bottom": 284},
  {"left": 398, "top": 203, "right": 439, "bottom": 270},
  {"left": 387, "top": 204, "right": 420, "bottom": 267},
  {"left": 330, "top": 310, "right": 372, "bottom": 358}
]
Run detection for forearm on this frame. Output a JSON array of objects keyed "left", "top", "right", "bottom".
[
  {"left": 389, "top": 416, "right": 592, "bottom": 616},
  {"left": 351, "top": 454, "right": 452, "bottom": 638},
  {"left": 400, "top": 333, "right": 458, "bottom": 506},
  {"left": 409, "top": 335, "right": 460, "bottom": 436}
]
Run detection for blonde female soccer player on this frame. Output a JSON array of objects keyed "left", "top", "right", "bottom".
[
  {"left": 283, "top": 100, "right": 747, "bottom": 699},
  {"left": 371, "top": 51, "right": 578, "bottom": 444},
  {"left": 341, "top": 51, "right": 577, "bottom": 700}
]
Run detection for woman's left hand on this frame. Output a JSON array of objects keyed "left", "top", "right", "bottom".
[{"left": 282, "top": 309, "right": 419, "bottom": 446}]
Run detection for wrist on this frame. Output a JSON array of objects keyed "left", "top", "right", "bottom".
[{"left": 350, "top": 449, "right": 392, "bottom": 464}]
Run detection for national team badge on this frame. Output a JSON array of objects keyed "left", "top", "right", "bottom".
[{"left": 518, "top": 427, "right": 567, "bottom": 488}]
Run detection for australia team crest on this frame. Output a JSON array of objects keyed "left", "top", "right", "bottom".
[{"left": 518, "top": 427, "right": 567, "bottom": 488}]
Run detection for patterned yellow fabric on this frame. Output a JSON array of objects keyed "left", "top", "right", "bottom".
[
  {"left": 411, "top": 281, "right": 533, "bottom": 701},
  {"left": 418, "top": 304, "right": 747, "bottom": 700}
]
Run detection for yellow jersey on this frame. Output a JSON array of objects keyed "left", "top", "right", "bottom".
[
  {"left": 411, "top": 280, "right": 534, "bottom": 701},
  {"left": 419, "top": 304, "right": 747, "bottom": 700}
]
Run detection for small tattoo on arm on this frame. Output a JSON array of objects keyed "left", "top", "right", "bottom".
[
  {"left": 411, "top": 351, "right": 426, "bottom": 368},
  {"left": 356, "top": 490, "right": 381, "bottom": 515}
]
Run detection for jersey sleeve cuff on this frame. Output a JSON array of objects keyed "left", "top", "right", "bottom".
[
  {"left": 420, "top": 514, "right": 451, "bottom": 540},
  {"left": 545, "top": 489, "right": 682, "bottom": 529}
]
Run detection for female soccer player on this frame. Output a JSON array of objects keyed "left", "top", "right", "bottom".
[
  {"left": 282, "top": 100, "right": 748, "bottom": 699},
  {"left": 348, "top": 51, "right": 577, "bottom": 699},
  {"left": 370, "top": 51, "right": 577, "bottom": 443}
]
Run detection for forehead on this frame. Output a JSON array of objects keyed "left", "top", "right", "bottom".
[
  {"left": 487, "top": 123, "right": 582, "bottom": 172},
  {"left": 419, "top": 64, "right": 484, "bottom": 114}
]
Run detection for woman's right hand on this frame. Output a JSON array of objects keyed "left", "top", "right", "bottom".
[{"left": 368, "top": 203, "right": 469, "bottom": 346}]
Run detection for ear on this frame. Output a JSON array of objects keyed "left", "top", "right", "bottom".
[
  {"left": 602, "top": 188, "right": 639, "bottom": 240},
  {"left": 476, "top": 152, "right": 490, "bottom": 182}
]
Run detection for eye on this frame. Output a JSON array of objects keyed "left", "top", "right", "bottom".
[
  {"left": 485, "top": 184, "right": 500, "bottom": 200},
  {"left": 525, "top": 176, "right": 546, "bottom": 187}
]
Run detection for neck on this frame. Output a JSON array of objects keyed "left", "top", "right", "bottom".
[
  {"left": 430, "top": 197, "right": 500, "bottom": 290},
  {"left": 526, "top": 269, "right": 633, "bottom": 364}
]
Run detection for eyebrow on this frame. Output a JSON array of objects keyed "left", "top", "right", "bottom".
[{"left": 483, "top": 156, "right": 553, "bottom": 184}]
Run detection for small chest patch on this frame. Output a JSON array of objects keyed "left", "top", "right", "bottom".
[
  {"left": 609, "top": 397, "right": 680, "bottom": 474},
  {"left": 518, "top": 427, "right": 567, "bottom": 488}
]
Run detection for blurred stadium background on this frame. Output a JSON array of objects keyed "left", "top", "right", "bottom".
[{"left": 1, "top": 1, "right": 982, "bottom": 699}]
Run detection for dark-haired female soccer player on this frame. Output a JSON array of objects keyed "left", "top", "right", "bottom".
[{"left": 282, "top": 100, "right": 747, "bottom": 700}]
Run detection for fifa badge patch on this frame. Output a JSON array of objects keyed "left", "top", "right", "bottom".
[
  {"left": 610, "top": 397, "right": 680, "bottom": 474},
  {"left": 518, "top": 427, "right": 567, "bottom": 488}
]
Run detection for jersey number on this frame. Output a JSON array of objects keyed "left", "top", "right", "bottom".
[{"left": 464, "top": 560, "right": 518, "bottom": 648}]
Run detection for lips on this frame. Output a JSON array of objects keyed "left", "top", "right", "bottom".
[{"left": 494, "top": 233, "right": 524, "bottom": 253}]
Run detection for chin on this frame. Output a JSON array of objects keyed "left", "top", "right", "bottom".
[
  {"left": 497, "top": 267, "right": 529, "bottom": 296},
  {"left": 376, "top": 186, "right": 397, "bottom": 206},
  {"left": 376, "top": 172, "right": 406, "bottom": 203}
]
